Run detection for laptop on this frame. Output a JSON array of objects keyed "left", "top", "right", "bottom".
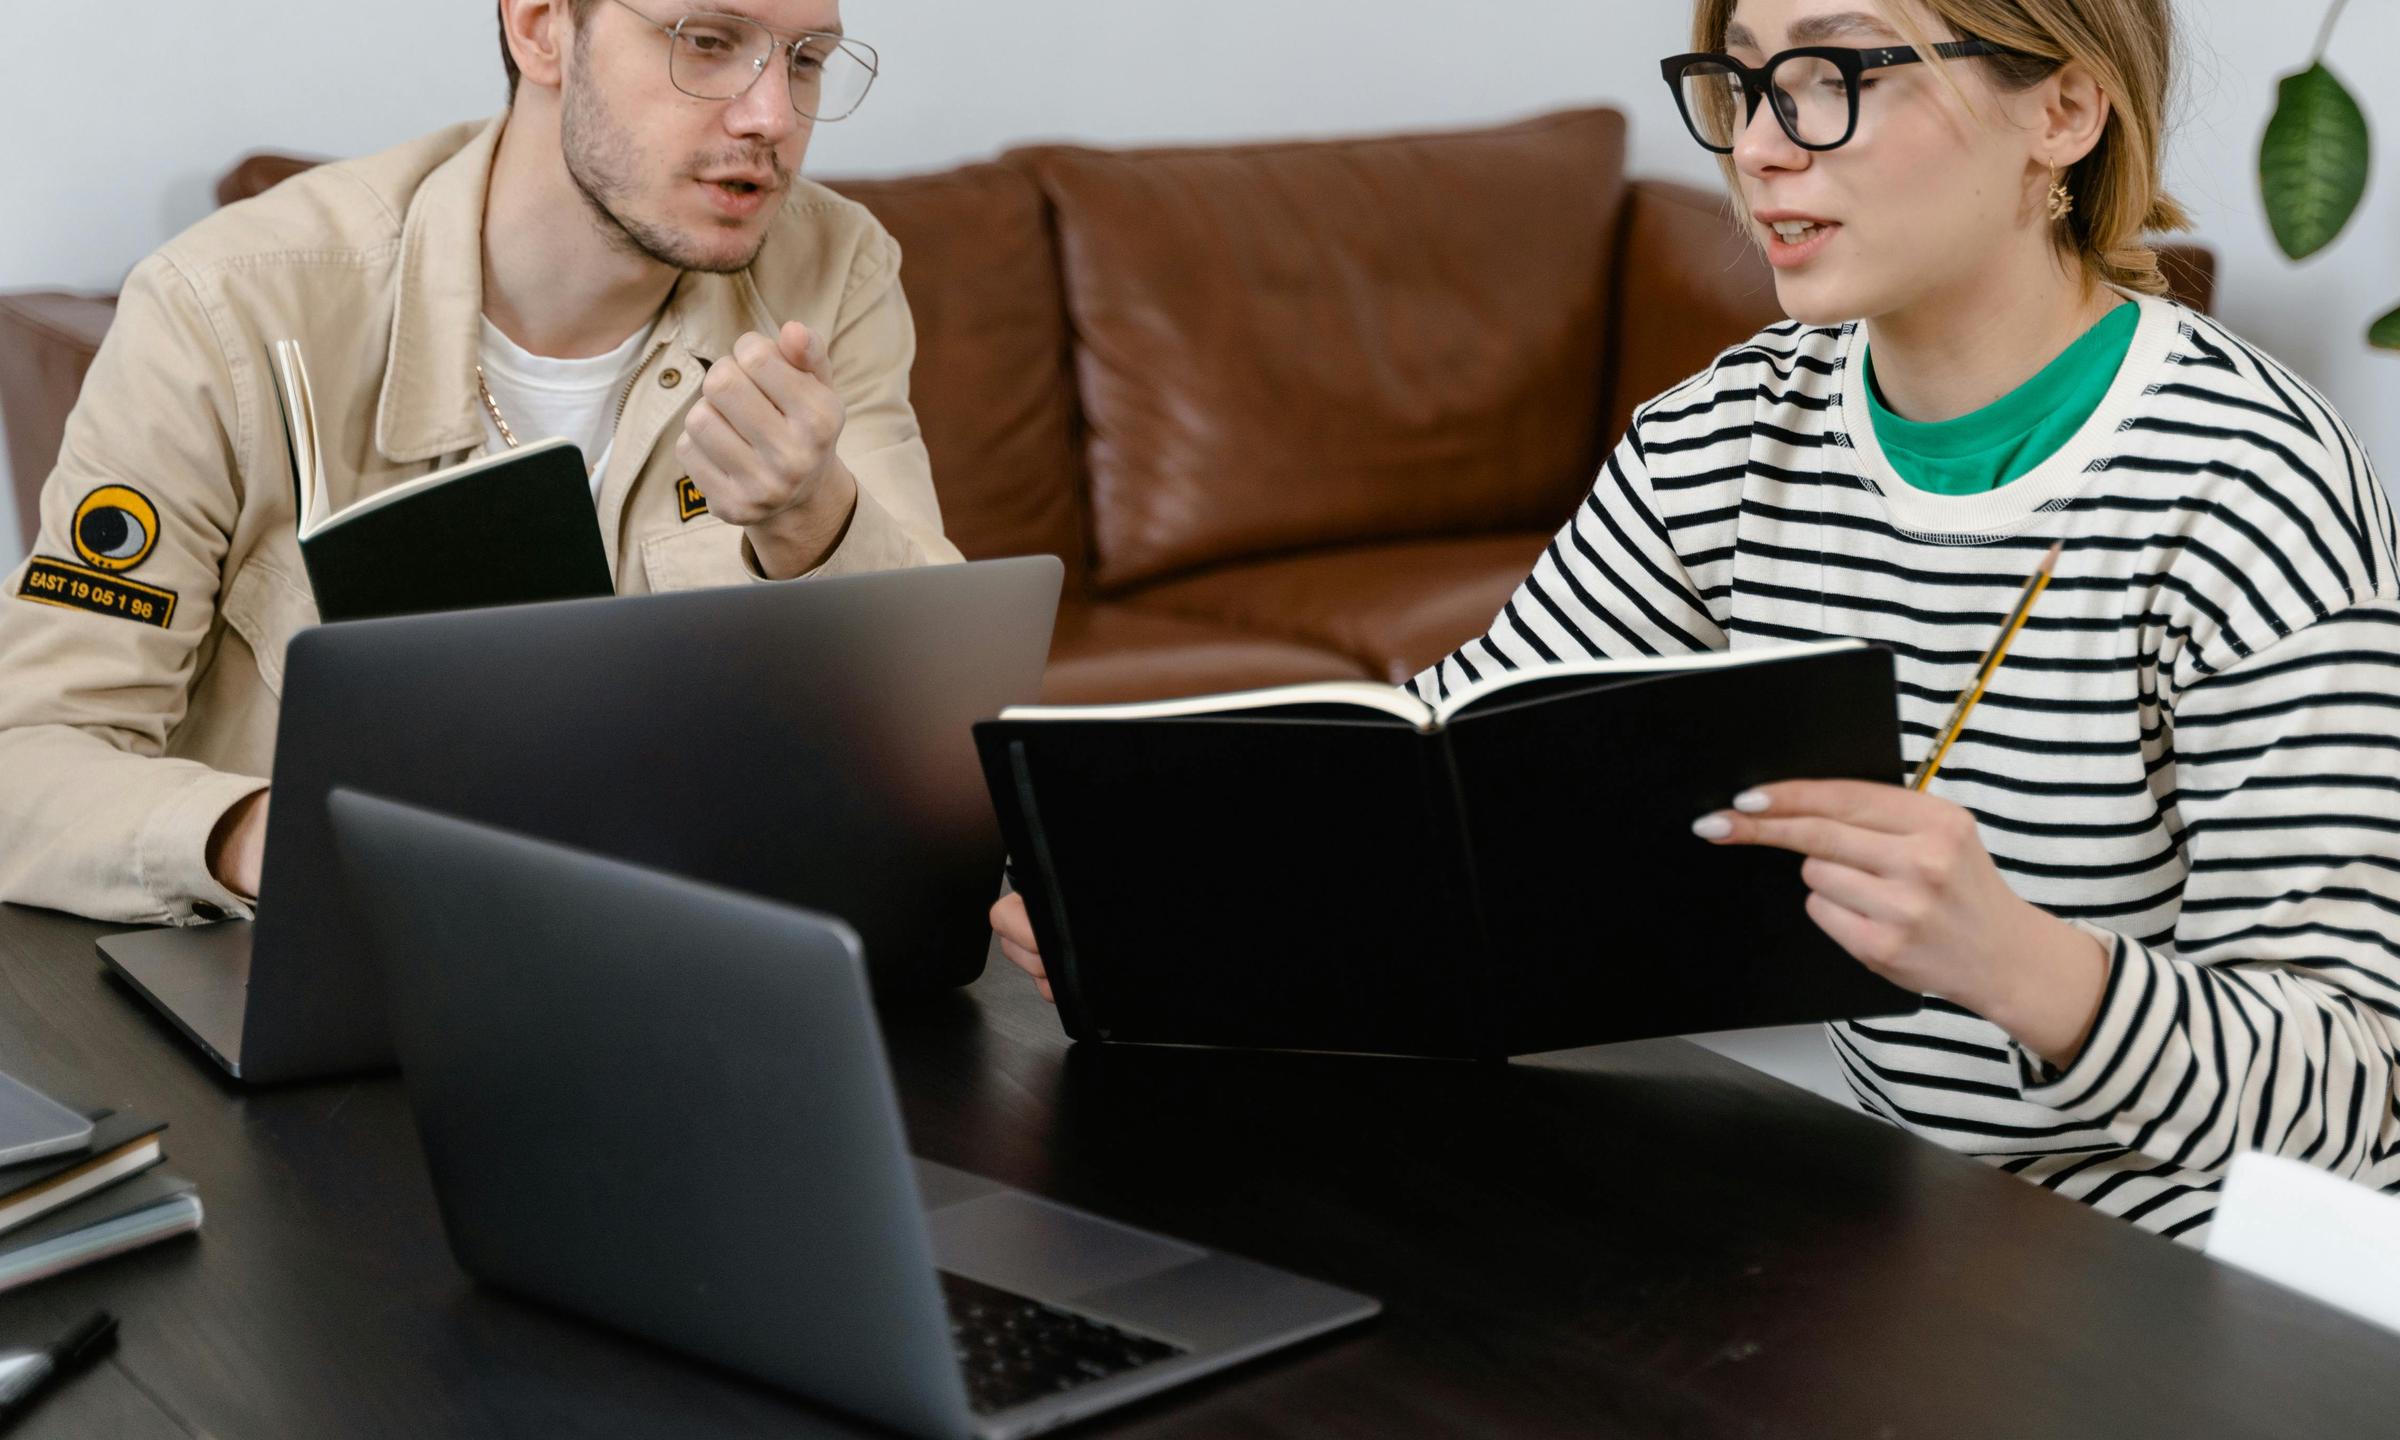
[
  {"left": 326, "top": 789, "right": 1378, "bottom": 1439},
  {"left": 97, "top": 556, "right": 1062, "bottom": 1084}
]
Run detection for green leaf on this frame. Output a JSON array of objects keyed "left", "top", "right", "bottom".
[
  {"left": 2371, "top": 302, "right": 2400, "bottom": 352},
  {"left": 2259, "top": 62, "right": 2370, "bottom": 260}
]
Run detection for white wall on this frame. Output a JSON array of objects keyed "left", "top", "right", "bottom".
[{"left": 4, "top": 0, "right": 2395, "bottom": 572}]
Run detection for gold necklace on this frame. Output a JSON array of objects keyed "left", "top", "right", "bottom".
[{"left": 474, "top": 365, "right": 521, "bottom": 450}]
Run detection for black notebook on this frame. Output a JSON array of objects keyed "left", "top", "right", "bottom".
[
  {"left": 268, "top": 339, "right": 613, "bottom": 623},
  {"left": 976, "top": 638, "right": 1920, "bottom": 1059},
  {"left": 0, "top": 1111, "right": 167, "bottom": 1239}
]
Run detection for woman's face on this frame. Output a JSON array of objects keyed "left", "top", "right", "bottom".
[{"left": 1721, "top": 0, "right": 2059, "bottom": 326}]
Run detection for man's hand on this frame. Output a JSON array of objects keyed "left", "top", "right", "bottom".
[
  {"left": 206, "top": 789, "right": 270, "bottom": 902},
  {"left": 677, "top": 321, "right": 860, "bottom": 579},
  {"left": 1693, "top": 779, "right": 2110, "bottom": 1068},
  {"left": 990, "top": 891, "right": 1053, "bottom": 1004}
]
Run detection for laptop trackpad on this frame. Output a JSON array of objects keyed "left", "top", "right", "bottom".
[{"left": 927, "top": 1192, "right": 1204, "bottom": 1301}]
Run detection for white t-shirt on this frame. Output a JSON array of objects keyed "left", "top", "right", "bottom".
[{"left": 475, "top": 316, "right": 659, "bottom": 496}]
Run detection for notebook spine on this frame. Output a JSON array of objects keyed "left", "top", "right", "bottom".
[{"left": 1426, "top": 730, "right": 1507, "bottom": 1060}]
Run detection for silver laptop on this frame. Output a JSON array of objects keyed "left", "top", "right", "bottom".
[
  {"left": 97, "top": 556, "right": 1062, "bottom": 1083},
  {"left": 326, "top": 790, "right": 1378, "bottom": 1440}
]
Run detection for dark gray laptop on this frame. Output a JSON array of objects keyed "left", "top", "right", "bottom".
[
  {"left": 326, "top": 790, "right": 1377, "bottom": 1439},
  {"left": 97, "top": 556, "right": 1062, "bottom": 1084}
]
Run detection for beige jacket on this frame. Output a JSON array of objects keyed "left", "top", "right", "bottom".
[{"left": 0, "top": 116, "right": 961, "bottom": 926}]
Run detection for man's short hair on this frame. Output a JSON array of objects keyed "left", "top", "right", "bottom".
[{"left": 500, "top": 0, "right": 601, "bottom": 97}]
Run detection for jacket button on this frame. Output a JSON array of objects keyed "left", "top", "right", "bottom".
[{"left": 660, "top": 368, "right": 683, "bottom": 389}]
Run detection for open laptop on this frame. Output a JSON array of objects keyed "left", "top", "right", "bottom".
[
  {"left": 97, "top": 556, "right": 1062, "bottom": 1084},
  {"left": 326, "top": 789, "right": 1378, "bottom": 1439}
]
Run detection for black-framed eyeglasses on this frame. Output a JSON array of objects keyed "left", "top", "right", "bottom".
[
  {"left": 604, "top": 0, "right": 879, "bottom": 122},
  {"left": 1661, "top": 41, "right": 2019, "bottom": 153}
]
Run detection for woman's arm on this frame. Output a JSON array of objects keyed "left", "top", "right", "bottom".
[
  {"left": 1409, "top": 429, "right": 1729, "bottom": 704},
  {"left": 2019, "top": 604, "right": 2400, "bottom": 1177},
  {"left": 1703, "top": 603, "right": 2400, "bottom": 1180}
]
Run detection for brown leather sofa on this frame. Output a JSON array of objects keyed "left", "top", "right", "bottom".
[{"left": 0, "top": 107, "right": 2215, "bottom": 703}]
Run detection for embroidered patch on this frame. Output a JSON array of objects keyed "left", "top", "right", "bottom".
[
  {"left": 676, "top": 476, "right": 710, "bottom": 522},
  {"left": 71, "top": 485, "right": 161, "bottom": 572},
  {"left": 18, "top": 556, "right": 177, "bottom": 627}
]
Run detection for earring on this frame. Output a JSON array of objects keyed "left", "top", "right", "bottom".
[{"left": 2046, "top": 167, "right": 2075, "bottom": 223}]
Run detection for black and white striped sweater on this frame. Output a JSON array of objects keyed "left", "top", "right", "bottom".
[{"left": 1412, "top": 293, "right": 2400, "bottom": 1242}]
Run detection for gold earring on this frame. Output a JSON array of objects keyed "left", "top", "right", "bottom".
[{"left": 2046, "top": 167, "right": 2075, "bottom": 223}]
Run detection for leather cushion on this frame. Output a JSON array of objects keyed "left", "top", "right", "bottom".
[
  {"left": 1127, "top": 532, "right": 1553, "bottom": 686},
  {"left": 820, "top": 164, "right": 1089, "bottom": 584},
  {"left": 1022, "top": 108, "right": 1628, "bottom": 590},
  {"left": 1042, "top": 601, "right": 1372, "bottom": 705}
]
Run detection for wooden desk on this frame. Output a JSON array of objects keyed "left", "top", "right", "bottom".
[{"left": 2, "top": 900, "right": 2394, "bottom": 1438}]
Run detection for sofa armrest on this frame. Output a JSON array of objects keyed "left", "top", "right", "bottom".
[
  {"left": 1604, "top": 179, "right": 1784, "bottom": 447},
  {"left": 0, "top": 290, "right": 118, "bottom": 549}
]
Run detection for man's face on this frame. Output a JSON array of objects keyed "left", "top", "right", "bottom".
[{"left": 559, "top": 0, "right": 844, "bottom": 273}]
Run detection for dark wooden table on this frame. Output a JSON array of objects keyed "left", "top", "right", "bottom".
[{"left": 3, "top": 901, "right": 2396, "bottom": 1439}]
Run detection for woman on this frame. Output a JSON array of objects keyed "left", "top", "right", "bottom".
[{"left": 994, "top": 0, "right": 2400, "bottom": 1243}]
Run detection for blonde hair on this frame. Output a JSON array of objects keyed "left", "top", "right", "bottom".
[{"left": 1690, "top": 0, "right": 2192, "bottom": 295}]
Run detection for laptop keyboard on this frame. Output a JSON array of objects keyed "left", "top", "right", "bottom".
[{"left": 940, "top": 1270, "right": 1188, "bottom": 1415}]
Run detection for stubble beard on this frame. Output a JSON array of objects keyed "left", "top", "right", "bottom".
[{"left": 559, "top": 66, "right": 774, "bottom": 276}]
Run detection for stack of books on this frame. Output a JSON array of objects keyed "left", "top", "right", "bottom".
[{"left": 0, "top": 1073, "right": 201, "bottom": 1293}]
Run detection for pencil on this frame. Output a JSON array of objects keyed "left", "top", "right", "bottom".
[{"left": 1909, "top": 540, "right": 2064, "bottom": 792}]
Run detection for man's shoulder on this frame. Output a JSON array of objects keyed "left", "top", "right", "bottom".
[
  {"left": 153, "top": 119, "right": 497, "bottom": 281},
  {"left": 748, "top": 176, "right": 901, "bottom": 309}
]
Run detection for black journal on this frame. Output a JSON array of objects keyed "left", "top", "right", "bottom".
[
  {"left": 976, "top": 639, "right": 1920, "bottom": 1058},
  {"left": 268, "top": 339, "right": 612, "bottom": 623}
]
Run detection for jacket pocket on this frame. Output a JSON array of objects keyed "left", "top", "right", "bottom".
[
  {"left": 639, "top": 517, "right": 752, "bottom": 593},
  {"left": 217, "top": 559, "right": 321, "bottom": 698}
]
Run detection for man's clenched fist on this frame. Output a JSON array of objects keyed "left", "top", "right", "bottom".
[{"left": 677, "top": 320, "right": 860, "bottom": 578}]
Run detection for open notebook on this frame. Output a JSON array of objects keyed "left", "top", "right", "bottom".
[
  {"left": 268, "top": 339, "right": 611, "bottom": 622},
  {"left": 978, "top": 639, "right": 1920, "bottom": 1058}
]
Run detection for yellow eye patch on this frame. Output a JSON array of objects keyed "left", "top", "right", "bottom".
[{"left": 72, "top": 485, "right": 161, "bottom": 573}]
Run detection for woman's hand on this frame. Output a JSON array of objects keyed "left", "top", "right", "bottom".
[
  {"left": 990, "top": 891, "right": 1053, "bottom": 1004},
  {"left": 1693, "top": 780, "right": 2110, "bottom": 1068}
]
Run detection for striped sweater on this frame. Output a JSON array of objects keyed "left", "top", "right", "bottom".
[{"left": 1413, "top": 292, "right": 2400, "bottom": 1242}]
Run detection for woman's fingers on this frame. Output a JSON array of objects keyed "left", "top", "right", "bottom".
[
  {"left": 998, "top": 936, "right": 1045, "bottom": 981},
  {"left": 989, "top": 893, "right": 1050, "bottom": 999},
  {"left": 1695, "top": 810, "right": 1914, "bottom": 876}
]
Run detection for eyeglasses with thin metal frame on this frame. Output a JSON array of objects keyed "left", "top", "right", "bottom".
[
  {"left": 1660, "top": 41, "right": 2022, "bottom": 153},
  {"left": 602, "top": 0, "right": 880, "bottom": 122}
]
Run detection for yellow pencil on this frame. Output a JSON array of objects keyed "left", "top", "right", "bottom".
[{"left": 1909, "top": 540, "right": 2064, "bottom": 792}]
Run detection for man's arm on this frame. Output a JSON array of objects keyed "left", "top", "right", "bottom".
[
  {"left": 0, "top": 253, "right": 268, "bottom": 924},
  {"left": 691, "top": 228, "right": 962, "bottom": 582},
  {"left": 784, "top": 230, "right": 960, "bottom": 578}
]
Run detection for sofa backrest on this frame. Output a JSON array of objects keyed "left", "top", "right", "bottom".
[
  {"left": 1011, "top": 107, "right": 1631, "bottom": 593},
  {"left": 819, "top": 164, "right": 1090, "bottom": 587}
]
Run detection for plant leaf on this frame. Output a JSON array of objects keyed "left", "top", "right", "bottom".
[
  {"left": 2371, "top": 302, "right": 2400, "bottom": 352},
  {"left": 2259, "top": 62, "right": 2370, "bottom": 260}
]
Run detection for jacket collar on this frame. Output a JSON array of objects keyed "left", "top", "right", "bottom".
[
  {"left": 665, "top": 265, "right": 783, "bottom": 372},
  {"left": 375, "top": 114, "right": 784, "bottom": 464}
]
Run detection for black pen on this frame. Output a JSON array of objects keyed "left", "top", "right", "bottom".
[{"left": 0, "top": 1311, "right": 116, "bottom": 1429}]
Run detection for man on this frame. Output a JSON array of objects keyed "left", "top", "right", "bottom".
[{"left": 0, "top": 0, "right": 960, "bottom": 925}]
